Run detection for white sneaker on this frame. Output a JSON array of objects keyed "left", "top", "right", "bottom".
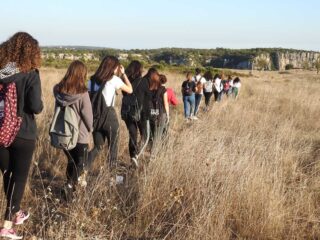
[
  {"left": 116, "top": 175, "right": 124, "bottom": 185},
  {"left": 192, "top": 116, "right": 199, "bottom": 120}
]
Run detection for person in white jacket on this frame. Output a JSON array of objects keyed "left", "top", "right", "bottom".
[{"left": 213, "top": 74, "right": 223, "bottom": 102}]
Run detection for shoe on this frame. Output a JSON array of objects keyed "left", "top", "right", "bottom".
[
  {"left": 116, "top": 175, "right": 124, "bottom": 185},
  {"left": 78, "top": 171, "right": 88, "bottom": 188},
  {"left": 62, "top": 183, "right": 74, "bottom": 203},
  {"left": 13, "top": 210, "right": 30, "bottom": 225},
  {"left": 131, "top": 157, "right": 138, "bottom": 168},
  {"left": 192, "top": 116, "right": 199, "bottom": 120},
  {"left": 0, "top": 228, "right": 23, "bottom": 240}
]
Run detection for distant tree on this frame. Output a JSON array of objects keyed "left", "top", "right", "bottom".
[
  {"left": 255, "top": 59, "right": 269, "bottom": 71},
  {"left": 302, "top": 60, "right": 310, "bottom": 70},
  {"left": 285, "top": 64, "right": 294, "bottom": 70},
  {"left": 314, "top": 58, "right": 320, "bottom": 74}
]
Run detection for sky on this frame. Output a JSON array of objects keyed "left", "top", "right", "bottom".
[{"left": 1, "top": 0, "right": 319, "bottom": 51}]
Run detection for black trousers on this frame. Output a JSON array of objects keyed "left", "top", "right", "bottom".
[
  {"left": 64, "top": 143, "right": 88, "bottom": 185},
  {"left": 0, "top": 138, "right": 35, "bottom": 221},
  {"left": 89, "top": 108, "right": 119, "bottom": 170},
  {"left": 124, "top": 118, "right": 148, "bottom": 158},
  {"left": 203, "top": 92, "right": 213, "bottom": 107}
]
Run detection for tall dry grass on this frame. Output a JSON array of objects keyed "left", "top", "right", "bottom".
[{"left": 1, "top": 68, "right": 320, "bottom": 239}]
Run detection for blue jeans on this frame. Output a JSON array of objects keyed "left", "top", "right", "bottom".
[
  {"left": 194, "top": 94, "right": 202, "bottom": 116},
  {"left": 183, "top": 94, "right": 195, "bottom": 118}
]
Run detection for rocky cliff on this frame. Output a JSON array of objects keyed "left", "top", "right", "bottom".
[{"left": 211, "top": 51, "right": 320, "bottom": 71}]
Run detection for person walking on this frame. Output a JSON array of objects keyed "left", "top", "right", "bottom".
[
  {"left": 193, "top": 68, "right": 206, "bottom": 118},
  {"left": 121, "top": 60, "right": 151, "bottom": 167},
  {"left": 181, "top": 72, "right": 196, "bottom": 120},
  {"left": 87, "top": 56, "right": 132, "bottom": 170},
  {"left": 0, "top": 32, "right": 43, "bottom": 240},
  {"left": 203, "top": 71, "right": 214, "bottom": 111},
  {"left": 53, "top": 60, "right": 93, "bottom": 198},
  {"left": 213, "top": 74, "right": 223, "bottom": 102}
]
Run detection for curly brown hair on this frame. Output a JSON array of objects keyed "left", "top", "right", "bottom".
[{"left": 0, "top": 32, "right": 41, "bottom": 72}]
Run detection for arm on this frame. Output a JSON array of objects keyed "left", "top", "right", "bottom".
[
  {"left": 118, "top": 65, "right": 133, "bottom": 94},
  {"left": 163, "top": 92, "right": 169, "bottom": 118},
  {"left": 26, "top": 71, "right": 43, "bottom": 114},
  {"left": 80, "top": 92, "right": 94, "bottom": 132}
]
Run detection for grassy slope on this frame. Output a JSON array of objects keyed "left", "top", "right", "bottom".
[{"left": 1, "top": 69, "right": 320, "bottom": 239}]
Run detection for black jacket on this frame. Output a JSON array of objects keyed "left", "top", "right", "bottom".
[
  {"left": 123, "top": 77, "right": 151, "bottom": 120},
  {"left": 0, "top": 70, "right": 43, "bottom": 140}
]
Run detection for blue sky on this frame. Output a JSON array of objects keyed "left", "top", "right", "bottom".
[{"left": 1, "top": 0, "right": 319, "bottom": 50}]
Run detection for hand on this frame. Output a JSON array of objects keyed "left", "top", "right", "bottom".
[{"left": 119, "top": 65, "right": 125, "bottom": 75}]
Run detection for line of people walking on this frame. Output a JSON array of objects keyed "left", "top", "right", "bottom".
[
  {"left": 0, "top": 32, "right": 177, "bottom": 239},
  {"left": 181, "top": 68, "right": 241, "bottom": 120},
  {"left": 0, "top": 32, "right": 238, "bottom": 239}
]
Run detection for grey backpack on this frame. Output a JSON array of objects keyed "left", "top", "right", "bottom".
[{"left": 49, "top": 105, "right": 79, "bottom": 150}]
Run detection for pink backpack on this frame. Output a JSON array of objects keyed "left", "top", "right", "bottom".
[{"left": 0, "top": 82, "right": 22, "bottom": 147}]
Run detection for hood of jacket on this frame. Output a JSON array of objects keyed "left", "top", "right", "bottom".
[{"left": 54, "top": 85, "right": 83, "bottom": 107}]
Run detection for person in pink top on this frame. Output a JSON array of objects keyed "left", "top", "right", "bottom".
[{"left": 160, "top": 74, "right": 178, "bottom": 106}]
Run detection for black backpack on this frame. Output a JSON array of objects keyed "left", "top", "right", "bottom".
[
  {"left": 183, "top": 81, "right": 193, "bottom": 96},
  {"left": 121, "top": 78, "right": 143, "bottom": 122},
  {"left": 150, "top": 88, "right": 164, "bottom": 122},
  {"left": 89, "top": 78, "right": 109, "bottom": 131}
]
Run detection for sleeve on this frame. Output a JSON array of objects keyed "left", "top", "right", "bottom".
[
  {"left": 26, "top": 72, "right": 43, "bottom": 114},
  {"left": 80, "top": 92, "right": 93, "bottom": 132},
  {"left": 113, "top": 76, "right": 125, "bottom": 90}
]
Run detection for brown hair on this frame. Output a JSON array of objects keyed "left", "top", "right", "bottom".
[
  {"left": 0, "top": 32, "right": 41, "bottom": 72},
  {"left": 186, "top": 72, "right": 193, "bottom": 80},
  {"left": 149, "top": 74, "right": 161, "bottom": 91},
  {"left": 91, "top": 56, "right": 119, "bottom": 85},
  {"left": 57, "top": 60, "right": 88, "bottom": 95},
  {"left": 125, "top": 60, "right": 143, "bottom": 82},
  {"left": 159, "top": 74, "right": 167, "bottom": 85}
]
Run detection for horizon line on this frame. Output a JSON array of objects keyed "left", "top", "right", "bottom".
[{"left": 40, "top": 45, "right": 320, "bottom": 52}]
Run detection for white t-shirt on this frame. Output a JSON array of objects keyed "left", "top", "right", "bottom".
[
  {"left": 214, "top": 78, "right": 223, "bottom": 93},
  {"left": 192, "top": 74, "right": 206, "bottom": 95},
  {"left": 88, "top": 75, "right": 124, "bottom": 107},
  {"left": 234, "top": 82, "right": 241, "bottom": 89}
]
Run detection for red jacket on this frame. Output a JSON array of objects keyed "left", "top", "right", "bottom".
[{"left": 166, "top": 88, "right": 178, "bottom": 106}]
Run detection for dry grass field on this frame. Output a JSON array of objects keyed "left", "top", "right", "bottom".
[{"left": 1, "top": 68, "right": 320, "bottom": 239}]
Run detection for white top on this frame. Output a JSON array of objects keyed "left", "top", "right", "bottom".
[
  {"left": 214, "top": 78, "right": 223, "bottom": 93},
  {"left": 192, "top": 74, "right": 206, "bottom": 95},
  {"left": 88, "top": 75, "right": 124, "bottom": 107},
  {"left": 234, "top": 82, "right": 241, "bottom": 88}
]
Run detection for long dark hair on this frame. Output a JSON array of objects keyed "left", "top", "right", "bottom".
[
  {"left": 143, "top": 67, "right": 158, "bottom": 79},
  {"left": 213, "top": 74, "right": 220, "bottom": 80},
  {"left": 125, "top": 60, "right": 143, "bottom": 82},
  {"left": 203, "top": 71, "right": 213, "bottom": 81},
  {"left": 57, "top": 60, "right": 88, "bottom": 95},
  {"left": 91, "top": 56, "right": 119, "bottom": 85}
]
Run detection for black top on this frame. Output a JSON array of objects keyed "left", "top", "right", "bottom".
[
  {"left": 181, "top": 80, "right": 196, "bottom": 96},
  {"left": 150, "top": 86, "right": 167, "bottom": 101},
  {"left": 0, "top": 70, "right": 43, "bottom": 140},
  {"left": 123, "top": 77, "right": 151, "bottom": 120}
]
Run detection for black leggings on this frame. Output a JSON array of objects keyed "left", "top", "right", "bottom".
[
  {"left": 125, "top": 118, "right": 148, "bottom": 158},
  {"left": 0, "top": 138, "right": 35, "bottom": 221},
  {"left": 89, "top": 108, "right": 119, "bottom": 170},
  {"left": 64, "top": 143, "right": 88, "bottom": 186},
  {"left": 203, "top": 92, "right": 213, "bottom": 106}
]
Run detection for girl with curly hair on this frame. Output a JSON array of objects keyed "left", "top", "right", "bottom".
[{"left": 0, "top": 32, "right": 43, "bottom": 240}]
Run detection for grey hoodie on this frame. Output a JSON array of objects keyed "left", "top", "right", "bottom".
[{"left": 53, "top": 85, "right": 93, "bottom": 144}]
